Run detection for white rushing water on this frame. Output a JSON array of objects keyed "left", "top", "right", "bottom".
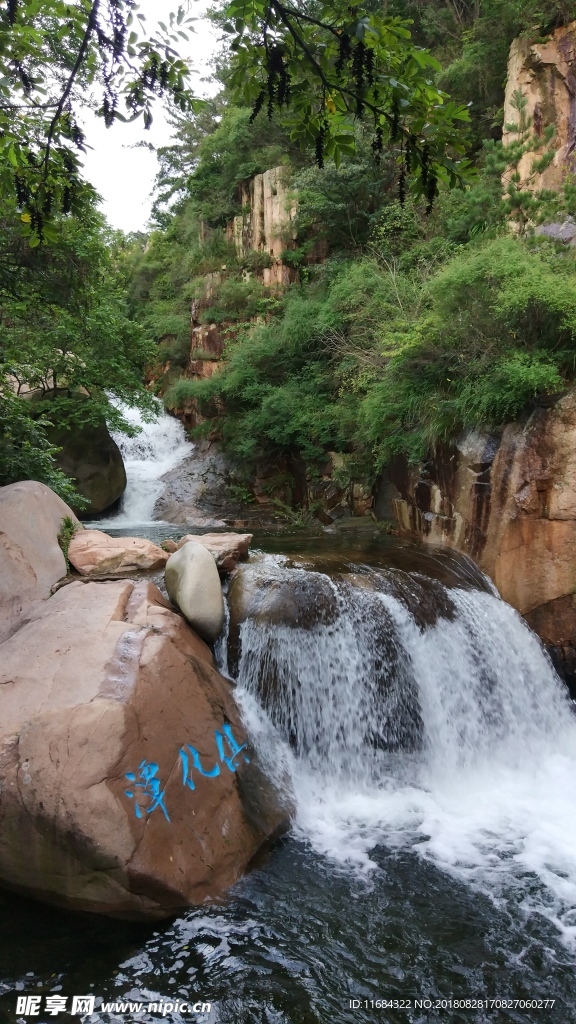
[
  {"left": 98, "top": 401, "right": 193, "bottom": 526},
  {"left": 232, "top": 562, "right": 576, "bottom": 949}
]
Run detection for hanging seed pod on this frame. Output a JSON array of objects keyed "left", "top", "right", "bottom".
[
  {"left": 425, "top": 172, "right": 437, "bottom": 215},
  {"left": 336, "top": 33, "right": 351, "bottom": 76},
  {"left": 277, "top": 58, "right": 290, "bottom": 106},
  {"left": 371, "top": 124, "right": 384, "bottom": 163},
  {"left": 249, "top": 89, "right": 266, "bottom": 123},
  {"left": 159, "top": 61, "right": 170, "bottom": 91},
  {"left": 42, "top": 189, "right": 53, "bottom": 217},
  {"left": 7, "top": 0, "right": 18, "bottom": 24},
  {"left": 398, "top": 167, "right": 407, "bottom": 206},
  {"left": 31, "top": 210, "right": 44, "bottom": 239},
  {"left": 14, "top": 174, "right": 29, "bottom": 208},
  {"left": 365, "top": 48, "right": 374, "bottom": 86},
  {"left": 315, "top": 125, "right": 325, "bottom": 169},
  {"left": 391, "top": 102, "right": 400, "bottom": 142},
  {"left": 352, "top": 41, "right": 366, "bottom": 92},
  {"left": 421, "top": 143, "right": 430, "bottom": 189},
  {"left": 405, "top": 135, "right": 414, "bottom": 176},
  {"left": 267, "top": 71, "right": 276, "bottom": 120}
]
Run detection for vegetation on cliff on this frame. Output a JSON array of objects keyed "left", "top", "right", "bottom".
[
  {"left": 125, "top": 1, "right": 576, "bottom": 501},
  {"left": 4, "top": 1, "right": 576, "bottom": 501},
  {"left": 1, "top": 0, "right": 479, "bottom": 500}
]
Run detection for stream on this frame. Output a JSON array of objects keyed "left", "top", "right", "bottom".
[{"left": 2, "top": 411, "right": 576, "bottom": 1024}]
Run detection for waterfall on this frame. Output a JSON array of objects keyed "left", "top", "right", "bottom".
[
  {"left": 231, "top": 559, "right": 576, "bottom": 947},
  {"left": 98, "top": 401, "right": 193, "bottom": 526}
]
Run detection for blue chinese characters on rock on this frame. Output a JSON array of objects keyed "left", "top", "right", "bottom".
[{"left": 123, "top": 724, "right": 250, "bottom": 823}]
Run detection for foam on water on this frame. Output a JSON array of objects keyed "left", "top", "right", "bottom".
[
  {"left": 98, "top": 400, "right": 193, "bottom": 526},
  {"left": 232, "top": 566, "right": 576, "bottom": 948}
]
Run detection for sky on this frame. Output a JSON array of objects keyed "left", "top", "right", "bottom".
[{"left": 80, "top": 0, "right": 220, "bottom": 234}]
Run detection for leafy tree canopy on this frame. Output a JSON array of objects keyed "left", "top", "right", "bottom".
[
  {"left": 1, "top": 0, "right": 475, "bottom": 245},
  {"left": 0, "top": 0, "right": 196, "bottom": 242}
]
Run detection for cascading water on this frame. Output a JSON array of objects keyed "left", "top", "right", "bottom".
[
  {"left": 231, "top": 557, "right": 576, "bottom": 948},
  {"left": 97, "top": 400, "right": 193, "bottom": 526}
]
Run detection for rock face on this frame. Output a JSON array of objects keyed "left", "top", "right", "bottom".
[
  {"left": 0, "top": 578, "right": 289, "bottom": 919},
  {"left": 0, "top": 480, "right": 81, "bottom": 643},
  {"left": 165, "top": 541, "right": 226, "bottom": 643},
  {"left": 503, "top": 22, "right": 576, "bottom": 193},
  {"left": 68, "top": 529, "right": 169, "bottom": 576},
  {"left": 46, "top": 414, "right": 126, "bottom": 517},
  {"left": 379, "top": 392, "right": 576, "bottom": 674},
  {"left": 227, "top": 166, "right": 298, "bottom": 288}
]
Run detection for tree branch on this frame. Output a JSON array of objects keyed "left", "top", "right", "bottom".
[{"left": 43, "top": 0, "right": 100, "bottom": 174}]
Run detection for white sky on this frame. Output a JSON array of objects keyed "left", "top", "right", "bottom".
[{"left": 80, "top": 0, "right": 220, "bottom": 233}]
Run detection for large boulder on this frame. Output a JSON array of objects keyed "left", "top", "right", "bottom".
[
  {"left": 68, "top": 529, "right": 168, "bottom": 576},
  {"left": 0, "top": 480, "right": 81, "bottom": 643},
  {"left": 48, "top": 416, "right": 126, "bottom": 517},
  {"left": 172, "top": 532, "right": 252, "bottom": 572},
  {"left": 165, "top": 541, "right": 225, "bottom": 643},
  {"left": 0, "top": 579, "right": 290, "bottom": 919}
]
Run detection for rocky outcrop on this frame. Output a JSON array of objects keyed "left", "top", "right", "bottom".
[
  {"left": 0, "top": 578, "right": 289, "bottom": 919},
  {"left": 165, "top": 541, "right": 226, "bottom": 643},
  {"left": 227, "top": 166, "right": 298, "bottom": 288},
  {"left": 379, "top": 391, "right": 576, "bottom": 674},
  {"left": 0, "top": 480, "right": 81, "bottom": 643},
  {"left": 164, "top": 532, "right": 252, "bottom": 572},
  {"left": 68, "top": 530, "right": 169, "bottom": 575},
  {"left": 44, "top": 403, "right": 126, "bottom": 517},
  {"left": 503, "top": 22, "right": 576, "bottom": 192}
]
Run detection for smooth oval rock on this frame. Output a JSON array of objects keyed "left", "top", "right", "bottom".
[
  {"left": 165, "top": 540, "right": 225, "bottom": 643},
  {"left": 68, "top": 529, "right": 169, "bottom": 576}
]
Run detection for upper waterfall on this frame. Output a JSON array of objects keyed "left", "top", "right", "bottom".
[{"left": 98, "top": 401, "right": 193, "bottom": 527}]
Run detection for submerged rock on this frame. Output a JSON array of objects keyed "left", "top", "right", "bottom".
[
  {"left": 0, "top": 480, "right": 81, "bottom": 643},
  {"left": 68, "top": 529, "right": 168, "bottom": 575},
  {"left": 165, "top": 541, "right": 225, "bottom": 643},
  {"left": 227, "top": 561, "right": 339, "bottom": 674},
  {"left": 228, "top": 559, "right": 423, "bottom": 755},
  {"left": 0, "top": 578, "right": 290, "bottom": 919}
]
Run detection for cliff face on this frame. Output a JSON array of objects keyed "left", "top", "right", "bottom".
[
  {"left": 503, "top": 22, "right": 576, "bottom": 192},
  {"left": 379, "top": 392, "right": 576, "bottom": 677},
  {"left": 169, "top": 168, "right": 297, "bottom": 427},
  {"left": 226, "top": 166, "right": 297, "bottom": 287}
]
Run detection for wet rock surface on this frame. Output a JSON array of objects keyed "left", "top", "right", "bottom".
[
  {"left": 154, "top": 441, "right": 273, "bottom": 528},
  {"left": 0, "top": 577, "right": 289, "bottom": 920},
  {"left": 227, "top": 556, "right": 427, "bottom": 755},
  {"left": 382, "top": 391, "right": 576, "bottom": 659}
]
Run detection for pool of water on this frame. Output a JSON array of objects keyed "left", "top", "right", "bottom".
[{"left": 1, "top": 837, "right": 575, "bottom": 1024}]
